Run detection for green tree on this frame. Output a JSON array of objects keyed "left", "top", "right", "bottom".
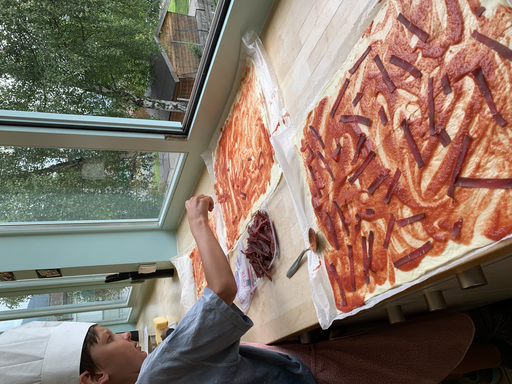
[
  {"left": 0, "top": 146, "right": 169, "bottom": 222},
  {"left": 0, "top": 0, "right": 187, "bottom": 116},
  {"left": 66, "top": 287, "right": 130, "bottom": 304},
  {"left": 0, "top": 295, "right": 31, "bottom": 310},
  {"left": 0, "top": 288, "right": 129, "bottom": 310}
]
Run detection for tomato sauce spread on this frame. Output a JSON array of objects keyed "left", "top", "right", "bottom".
[
  {"left": 214, "top": 61, "right": 276, "bottom": 251},
  {"left": 190, "top": 214, "right": 218, "bottom": 298},
  {"left": 298, "top": 0, "right": 512, "bottom": 312}
]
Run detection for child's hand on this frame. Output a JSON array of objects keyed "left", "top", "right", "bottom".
[{"left": 185, "top": 195, "right": 214, "bottom": 227}]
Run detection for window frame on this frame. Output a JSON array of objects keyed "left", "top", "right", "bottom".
[
  {"left": 0, "top": 280, "right": 136, "bottom": 322},
  {"left": 0, "top": 0, "right": 275, "bottom": 234},
  {"left": 0, "top": 0, "right": 234, "bottom": 138}
]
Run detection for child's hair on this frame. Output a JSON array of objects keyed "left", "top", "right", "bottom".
[{"left": 80, "top": 326, "right": 100, "bottom": 375}]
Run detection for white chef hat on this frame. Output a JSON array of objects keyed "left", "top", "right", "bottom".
[{"left": 0, "top": 321, "right": 95, "bottom": 384}]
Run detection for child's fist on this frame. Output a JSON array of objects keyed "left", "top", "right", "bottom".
[{"left": 185, "top": 195, "right": 213, "bottom": 225}]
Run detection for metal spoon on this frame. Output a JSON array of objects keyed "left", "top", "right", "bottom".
[{"left": 286, "top": 228, "right": 318, "bottom": 278}]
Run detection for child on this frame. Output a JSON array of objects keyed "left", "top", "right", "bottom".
[
  {"left": 133, "top": 194, "right": 318, "bottom": 383},
  {"left": 0, "top": 195, "right": 505, "bottom": 384}
]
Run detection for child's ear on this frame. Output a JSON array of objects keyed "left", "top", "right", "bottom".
[{"left": 79, "top": 371, "right": 110, "bottom": 384}]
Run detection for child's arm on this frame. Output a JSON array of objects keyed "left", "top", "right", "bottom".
[{"left": 185, "top": 194, "right": 237, "bottom": 305}]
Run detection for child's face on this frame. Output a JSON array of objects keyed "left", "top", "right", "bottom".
[{"left": 88, "top": 325, "right": 147, "bottom": 383}]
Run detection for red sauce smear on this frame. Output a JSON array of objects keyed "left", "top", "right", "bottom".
[
  {"left": 349, "top": 46, "right": 372, "bottom": 74},
  {"left": 305, "top": 144, "right": 315, "bottom": 163},
  {"left": 214, "top": 63, "right": 275, "bottom": 251},
  {"left": 315, "top": 185, "right": 323, "bottom": 198},
  {"left": 389, "top": 55, "right": 422, "bottom": 78},
  {"left": 330, "top": 78, "right": 350, "bottom": 117},
  {"left": 397, "top": 12, "right": 429, "bottom": 42},
  {"left": 308, "top": 165, "right": 324, "bottom": 196},
  {"left": 393, "top": 241, "right": 433, "bottom": 268},
  {"left": 298, "top": 1, "right": 512, "bottom": 313},
  {"left": 190, "top": 214, "right": 218, "bottom": 298}
]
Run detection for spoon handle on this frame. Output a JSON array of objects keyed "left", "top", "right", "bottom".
[{"left": 286, "top": 248, "right": 309, "bottom": 278}]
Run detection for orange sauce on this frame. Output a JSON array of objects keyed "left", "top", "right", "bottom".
[
  {"left": 214, "top": 63, "right": 275, "bottom": 251},
  {"left": 299, "top": 0, "right": 512, "bottom": 312},
  {"left": 190, "top": 214, "right": 218, "bottom": 298}
]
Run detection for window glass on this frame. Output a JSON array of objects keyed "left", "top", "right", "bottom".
[
  {"left": 0, "top": 146, "right": 181, "bottom": 222},
  {"left": 0, "top": 287, "right": 131, "bottom": 312},
  {"left": 0, "top": 308, "right": 132, "bottom": 333},
  {"left": 0, "top": 0, "right": 219, "bottom": 125},
  {"left": 0, "top": 275, "right": 134, "bottom": 333}
]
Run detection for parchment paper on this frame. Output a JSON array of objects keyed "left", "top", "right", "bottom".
[
  {"left": 270, "top": 0, "right": 386, "bottom": 329},
  {"left": 201, "top": 31, "right": 288, "bottom": 252},
  {"left": 170, "top": 242, "right": 197, "bottom": 312},
  {"left": 270, "top": 0, "right": 512, "bottom": 329}
]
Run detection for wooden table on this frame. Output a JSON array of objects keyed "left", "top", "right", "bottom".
[{"left": 230, "top": 177, "right": 319, "bottom": 343}]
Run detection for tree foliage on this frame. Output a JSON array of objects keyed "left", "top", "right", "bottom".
[
  {"left": 0, "top": 287, "right": 129, "bottom": 310},
  {"left": 0, "top": 0, "right": 186, "bottom": 116},
  {"left": 0, "top": 146, "right": 171, "bottom": 222},
  {"left": 0, "top": 295, "right": 31, "bottom": 310},
  {"left": 66, "top": 287, "right": 130, "bottom": 304}
]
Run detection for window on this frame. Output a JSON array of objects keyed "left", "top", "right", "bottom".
[
  {"left": 0, "top": 0, "right": 235, "bottom": 233},
  {"left": 0, "top": 0, "right": 230, "bottom": 136},
  {"left": 0, "top": 281, "right": 134, "bottom": 333},
  {"left": 0, "top": 308, "right": 133, "bottom": 333},
  {"left": 0, "top": 145, "right": 181, "bottom": 223}
]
